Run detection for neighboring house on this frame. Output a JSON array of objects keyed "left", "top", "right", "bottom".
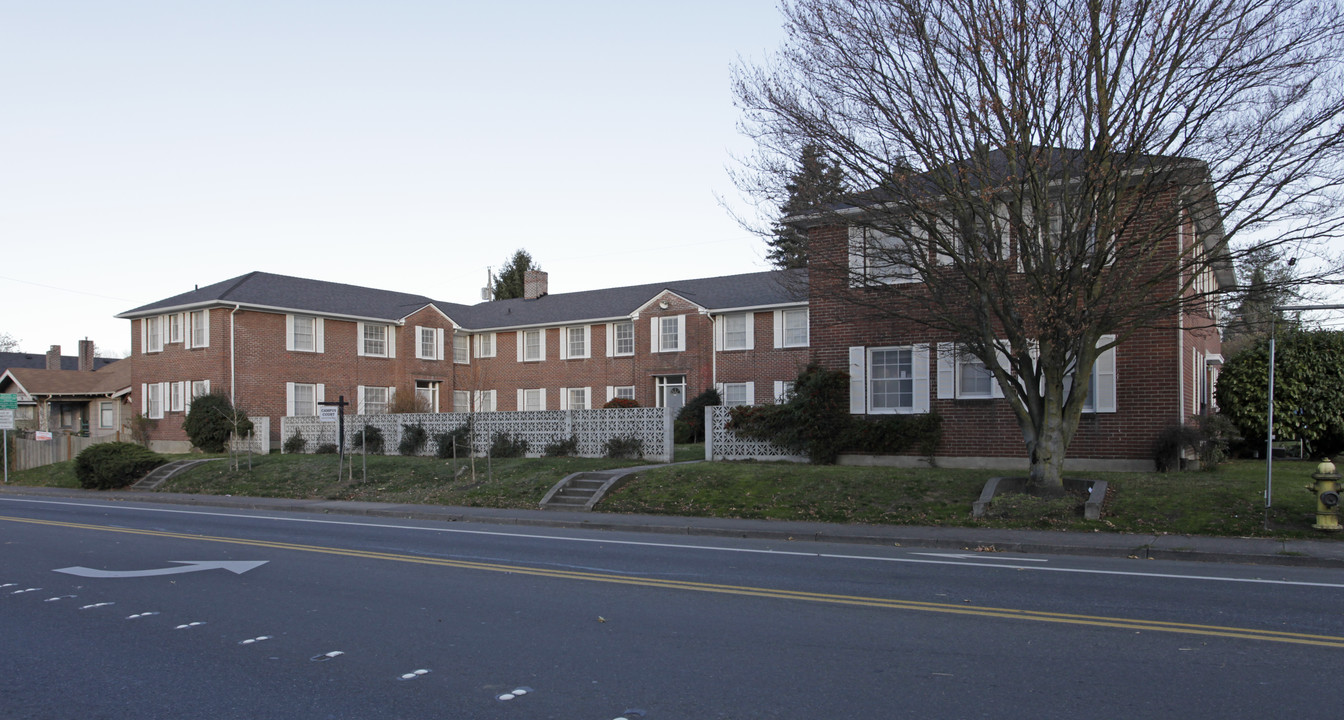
[
  {"left": 0, "top": 341, "right": 132, "bottom": 435},
  {"left": 115, "top": 270, "right": 811, "bottom": 452},
  {"left": 800, "top": 153, "right": 1230, "bottom": 471}
]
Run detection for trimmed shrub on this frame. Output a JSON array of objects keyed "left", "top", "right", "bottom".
[
  {"left": 604, "top": 435, "right": 644, "bottom": 459},
  {"left": 1153, "top": 415, "right": 1240, "bottom": 471},
  {"left": 283, "top": 430, "right": 307, "bottom": 455},
  {"left": 352, "top": 425, "right": 384, "bottom": 454},
  {"left": 603, "top": 398, "right": 640, "bottom": 409},
  {"left": 182, "top": 393, "right": 253, "bottom": 453},
  {"left": 315, "top": 443, "right": 338, "bottom": 454},
  {"left": 675, "top": 388, "right": 721, "bottom": 443},
  {"left": 74, "top": 442, "right": 167, "bottom": 490},
  {"left": 433, "top": 421, "right": 473, "bottom": 459},
  {"left": 543, "top": 435, "right": 579, "bottom": 457},
  {"left": 489, "top": 432, "right": 528, "bottom": 458},
  {"left": 398, "top": 423, "right": 428, "bottom": 456}
]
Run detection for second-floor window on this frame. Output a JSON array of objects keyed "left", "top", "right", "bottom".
[
  {"left": 613, "top": 321, "right": 634, "bottom": 356},
  {"left": 454, "top": 332, "right": 469, "bottom": 364},
  {"left": 522, "top": 329, "right": 543, "bottom": 361},
  {"left": 653, "top": 315, "right": 685, "bottom": 353},
  {"left": 780, "top": 309, "right": 808, "bottom": 348},
  {"left": 361, "top": 323, "right": 390, "bottom": 357},
  {"left": 168, "top": 314, "right": 182, "bottom": 344},
  {"left": 291, "top": 316, "right": 316, "bottom": 352},
  {"left": 145, "top": 317, "right": 163, "bottom": 353},
  {"left": 722, "top": 314, "right": 750, "bottom": 351},
  {"left": 475, "top": 333, "right": 495, "bottom": 358},
  {"left": 189, "top": 310, "right": 209, "bottom": 348}
]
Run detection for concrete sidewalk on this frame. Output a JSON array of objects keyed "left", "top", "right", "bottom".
[{"left": 3, "top": 484, "right": 1344, "bottom": 569}]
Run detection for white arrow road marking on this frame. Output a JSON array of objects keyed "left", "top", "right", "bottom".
[
  {"left": 53, "top": 560, "right": 268, "bottom": 579},
  {"left": 911, "top": 552, "right": 1049, "bottom": 562}
]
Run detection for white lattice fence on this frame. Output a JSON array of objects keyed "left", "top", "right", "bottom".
[
  {"left": 705, "top": 406, "right": 809, "bottom": 463},
  {"left": 228, "top": 417, "right": 270, "bottom": 455},
  {"left": 281, "top": 408, "right": 673, "bottom": 462}
]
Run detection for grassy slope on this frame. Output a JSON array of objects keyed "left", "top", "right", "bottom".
[{"left": 5, "top": 448, "right": 1335, "bottom": 539}]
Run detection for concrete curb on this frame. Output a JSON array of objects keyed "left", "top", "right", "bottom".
[{"left": 2, "top": 484, "right": 1343, "bottom": 568}]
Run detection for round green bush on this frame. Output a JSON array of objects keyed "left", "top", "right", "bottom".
[
  {"left": 74, "top": 442, "right": 167, "bottom": 490},
  {"left": 182, "top": 393, "right": 253, "bottom": 453}
]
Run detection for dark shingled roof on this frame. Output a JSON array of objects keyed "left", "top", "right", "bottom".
[
  {"left": 118, "top": 269, "right": 808, "bottom": 331},
  {"left": 0, "top": 352, "right": 118, "bottom": 374},
  {"left": 117, "top": 271, "right": 458, "bottom": 322},
  {"left": 445, "top": 269, "right": 808, "bottom": 330}
]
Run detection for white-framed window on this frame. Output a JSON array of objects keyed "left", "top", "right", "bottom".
[
  {"left": 560, "top": 387, "right": 589, "bottom": 410},
  {"left": 937, "top": 343, "right": 1008, "bottom": 400},
  {"left": 651, "top": 315, "right": 685, "bottom": 353},
  {"left": 454, "top": 390, "right": 471, "bottom": 413},
  {"left": 720, "top": 314, "right": 751, "bottom": 351},
  {"left": 774, "top": 381, "right": 795, "bottom": 403},
  {"left": 958, "top": 353, "right": 994, "bottom": 398},
  {"left": 287, "top": 382, "right": 320, "bottom": 417},
  {"left": 168, "top": 314, "right": 182, "bottom": 344},
  {"left": 562, "top": 326, "right": 590, "bottom": 359},
  {"left": 170, "top": 381, "right": 184, "bottom": 412},
  {"left": 99, "top": 401, "right": 115, "bottom": 429},
  {"left": 518, "top": 329, "right": 545, "bottom": 362},
  {"left": 191, "top": 380, "right": 209, "bottom": 400},
  {"left": 474, "top": 333, "right": 496, "bottom": 358},
  {"left": 359, "top": 323, "right": 393, "bottom": 358},
  {"left": 453, "top": 332, "right": 469, "bottom": 364},
  {"left": 288, "top": 315, "right": 323, "bottom": 353},
  {"left": 415, "top": 326, "right": 444, "bottom": 361},
  {"left": 144, "top": 383, "right": 163, "bottom": 419},
  {"left": 520, "top": 388, "right": 546, "bottom": 412},
  {"left": 608, "top": 321, "right": 635, "bottom": 357},
  {"left": 774, "top": 309, "right": 809, "bottom": 348},
  {"left": 188, "top": 309, "right": 209, "bottom": 348},
  {"left": 848, "top": 344, "right": 930, "bottom": 414},
  {"left": 849, "top": 227, "right": 919, "bottom": 285},
  {"left": 721, "top": 382, "right": 753, "bottom": 407},
  {"left": 1070, "top": 335, "right": 1117, "bottom": 413},
  {"left": 144, "top": 316, "right": 163, "bottom": 354},
  {"left": 474, "top": 390, "right": 496, "bottom": 413},
  {"left": 607, "top": 386, "right": 636, "bottom": 402},
  {"left": 414, "top": 380, "right": 440, "bottom": 412},
  {"left": 358, "top": 385, "right": 391, "bottom": 415}
]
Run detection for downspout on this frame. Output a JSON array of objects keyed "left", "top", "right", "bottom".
[{"left": 230, "top": 304, "right": 241, "bottom": 404}]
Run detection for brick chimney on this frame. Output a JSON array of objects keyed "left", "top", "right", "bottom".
[
  {"left": 79, "top": 339, "right": 95, "bottom": 373},
  {"left": 524, "top": 270, "right": 549, "bottom": 300},
  {"left": 45, "top": 345, "right": 61, "bottom": 371}
]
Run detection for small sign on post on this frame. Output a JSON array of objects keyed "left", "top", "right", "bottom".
[
  {"left": 0, "top": 393, "right": 17, "bottom": 410},
  {"left": 319, "top": 405, "right": 339, "bottom": 423}
]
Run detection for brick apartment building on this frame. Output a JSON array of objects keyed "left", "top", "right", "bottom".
[{"left": 116, "top": 269, "right": 811, "bottom": 453}]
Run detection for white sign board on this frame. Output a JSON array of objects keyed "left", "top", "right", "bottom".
[
  {"left": 35, "top": 431, "right": 52, "bottom": 441},
  {"left": 319, "top": 406, "right": 339, "bottom": 423},
  {"left": 0, "top": 410, "right": 13, "bottom": 431}
]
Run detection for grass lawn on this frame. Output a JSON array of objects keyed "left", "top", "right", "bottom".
[{"left": 4, "top": 446, "right": 1336, "bottom": 539}]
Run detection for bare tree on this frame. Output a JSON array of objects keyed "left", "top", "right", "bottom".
[
  {"left": 734, "top": 0, "right": 1344, "bottom": 489},
  {"left": 0, "top": 332, "right": 19, "bottom": 352}
]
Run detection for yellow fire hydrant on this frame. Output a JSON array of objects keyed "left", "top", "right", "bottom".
[{"left": 1308, "top": 458, "right": 1342, "bottom": 531}]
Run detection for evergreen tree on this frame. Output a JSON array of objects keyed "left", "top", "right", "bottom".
[
  {"left": 1223, "top": 248, "right": 1301, "bottom": 355},
  {"left": 768, "top": 145, "right": 844, "bottom": 269},
  {"left": 491, "top": 249, "right": 542, "bottom": 300}
]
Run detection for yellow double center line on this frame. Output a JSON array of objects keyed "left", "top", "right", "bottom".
[{"left": 8, "top": 514, "right": 1343, "bottom": 649}]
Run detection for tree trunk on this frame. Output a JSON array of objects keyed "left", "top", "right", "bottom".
[{"left": 1026, "top": 406, "right": 1069, "bottom": 496}]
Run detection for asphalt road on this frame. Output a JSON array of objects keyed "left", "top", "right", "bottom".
[{"left": 2, "top": 495, "right": 1342, "bottom": 719}]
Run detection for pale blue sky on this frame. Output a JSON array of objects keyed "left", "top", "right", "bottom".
[{"left": 0, "top": 1, "right": 785, "bottom": 356}]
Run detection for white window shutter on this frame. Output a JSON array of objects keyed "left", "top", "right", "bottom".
[
  {"left": 676, "top": 315, "right": 686, "bottom": 351},
  {"left": 936, "top": 343, "right": 955, "bottom": 399},
  {"left": 1096, "top": 335, "right": 1118, "bottom": 413},
  {"left": 357, "top": 323, "right": 367, "bottom": 357},
  {"left": 992, "top": 343, "right": 1009, "bottom": 399},
  {"left": 517, "top": 389, "right": 524, "bottom": 411},
  {"left": 517, "top": 331, "right": 525, "bottom": 362},
  {"left": 286, "top": 316, "right": 296, "bottom": 351},
  {"left": 912, "top": 344, "right": 931, "bottom": 414},
  {"left": 286, "top": 382, "right": 296, "bottom": 416},
  {"left": 713, "top": 316, "right": 723, "bottom": 351},
  {"left": 606, "top": 386, "right": 615, "bottom": 401},
  {"left": 744, "top": 382, "right": 755, "bottom": 405},
  {"left": 605, "top": 324, "right": 615, "bottom": 357},
  {"left": 650, "top": 317, "right": 659, "bottom": 353},
  {"left": 715, "top": 382, "right": 725, "bottom": 399},
  {"left": 560, "top": 388, "right": 569, "bottom": 410},
  {"left": 315, "top": 318, "right": 325, "bottom": 353},
  {"left": 198, "top": 311, "right": 209, "bottom": 348},
  {"left": 182, "top": 316, "right": 191, "bottom": 350},
  {"left": 316, "top": 384, "right": 325, "bottom": 404},
  {"left": 560, "top": 332, "right": 569, "bottom": 360},
  {"left": 357, "top": 386, "right": 366, "bottom": 414},
  {"left": 387, "top": 330, "right": 396, "bottom": 358},
  {"left": 773, "top": 311, "right": 784, "bottom": 349},
  {"left": 848, "top": 227, "right": 865, "bottom": 286},
  {"left": 538, "top": 388, "right": 547, "bottom": 411},
  {"left": 141, "top": 383, "right": 147, "bottom": 413},
  {"left": 848, "top": 347, "right": 866, "bottom": 414},
  {"left": 743, "top": 315, "right": 754, "bottom": 351},
  {"left": 140, "top": 319, "right": 148, "bottom": 354},
  {"left": 436, "top": 328, "right": 445, "bottom": 361},
  {"left": 774, "top": 381, "right": 785, "bottom": 402},
  {"left": 582, "top": 326, "right": 591, "bottom": 357},
  {"left": 413, "top": 326, "right": 425, "bottom": 359},
  {"left": 201, "top": 380, "right": 210, "bottom": 395}
]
